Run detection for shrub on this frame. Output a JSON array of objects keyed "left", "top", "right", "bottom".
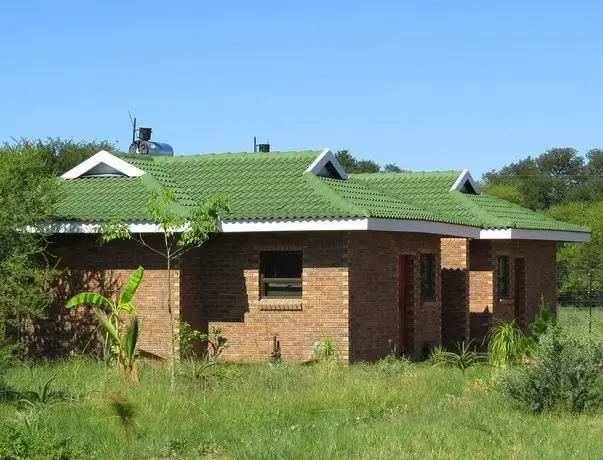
[
  {"left": 530, "top": 295, "right": 557, "bottom": 338},
  {"left": 178, "top": 320, "right": 203, "bottom": 359},
  {"left": 487, "top": 321, "right": 534, "bottom": 367},
  {"left": 375, "top": 353, "right": 411, "bottom": 374},
  {"left": 445, "top": 341, "right": 484, "bottom": 373},
  {"left": 0, "top": 424, "right": 85, "bottom": 459},
  {"left": 498, "top": 325, "right": 603, "bottom": 413},
  {"left": 428, "top": 345, "right": 449, "bottom": 366},
  {"left": 314, "top": 337, "right": 340, "bottom": 363}
]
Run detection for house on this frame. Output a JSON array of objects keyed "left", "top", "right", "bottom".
[{"left": 30, "top": 148, "right": 590, "bottom": 363}]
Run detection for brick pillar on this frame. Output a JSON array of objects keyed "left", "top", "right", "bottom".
[
  {"left": 468, "top": 240, "right": 494, "bottom": 344},
  {"left": 440, "top": 238, "right": 469, "bottom": 347}
]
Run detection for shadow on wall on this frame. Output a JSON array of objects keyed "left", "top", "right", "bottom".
[
  {"left": 441, "top": 268, "right": 468, "bottom": 349},
  {"left": 470, "top": 307, "right": 491, "bottom": 350},
  {"left": 21, "top": 268, "right": 122, "bottom": 358}
]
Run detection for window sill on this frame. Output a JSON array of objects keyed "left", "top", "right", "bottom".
[{"left": 259, "top": 298, "right": 303, "bottom": 311}]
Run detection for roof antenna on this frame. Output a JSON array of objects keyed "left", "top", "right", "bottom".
[{"left": 128, "top": 111, "right": 137, "bottom": 144}]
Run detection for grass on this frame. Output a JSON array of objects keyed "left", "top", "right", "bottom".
[{"left": 1, "top": 310, "right": 603, "bottom": 459}]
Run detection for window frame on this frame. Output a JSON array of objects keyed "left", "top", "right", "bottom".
[
  {"left": 259, "top": 251, "right": 303, "bottom": 299},
  {"left": 420, "top": 253, "right": 436, "bottom": 301},
  {"left": 496, "top": 255, "right": 511, "bottom": 300}
]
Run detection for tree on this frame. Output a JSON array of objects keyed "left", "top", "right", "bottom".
[
  {"left": 0, "top": 142, "right": 58, "bottom": 345},
  {"left": 11, "top": 138, "right": 116, "bottom": 175},
  {"left": 101, "top": 190, "right": 229, "bottom": 390},
  {"left": 547, "top": 202, "right": 603, "bottom": 306},
  {"left": 383, "top": 163, "right": 404, "bottom": 173},
  {"left": 335, "top": 149, "right": 400, "bottom": 174}
]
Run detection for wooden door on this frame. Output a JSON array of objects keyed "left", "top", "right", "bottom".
[{"left": 398, "top": 255, "right": 414, "bottom": 355}]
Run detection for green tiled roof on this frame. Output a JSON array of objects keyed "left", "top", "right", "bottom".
[{"left": 53, "top": 150, "right": 588, "bottom": 235}]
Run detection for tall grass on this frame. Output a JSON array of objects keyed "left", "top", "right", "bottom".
[{"left": 1, "top": 355, "right": 603, "bottom": 459}]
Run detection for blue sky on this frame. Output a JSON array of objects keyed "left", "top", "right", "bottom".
[{"left": 1, "top": 1, "right": 602, "bottom": 178}]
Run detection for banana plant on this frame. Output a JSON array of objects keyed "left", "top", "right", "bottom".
[{"left": 65, "top": 266, "right": 144, "bottom": 382}]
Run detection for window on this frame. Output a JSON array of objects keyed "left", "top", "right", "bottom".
[
  {"left": 420, "top": 254, "right": 436, "bottom": 300},
  {"left": 497, "top": 256, "right": 510, "bottom": 299},
  {"left": 260, "top": 251, "right": 302, "bottom": 298}
]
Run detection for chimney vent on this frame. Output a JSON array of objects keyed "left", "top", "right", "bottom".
[{"left": 258, "top": 143, "right": 270, "bottom": 153}]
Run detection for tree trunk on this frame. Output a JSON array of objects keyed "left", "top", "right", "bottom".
[{"left": 124, "top": 364, "right": 138, "bottom": 383}]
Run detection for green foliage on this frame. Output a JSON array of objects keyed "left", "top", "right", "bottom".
[
  {"left": 548, "top": 202, "right": 603, "bottom": 304},
  {"left": 10, "top": 137, "right": 116, "bottom": 175},
  {"left": 431, "top": 342, "right": 485, "bottom": 372},
  {"left": 313, "top": 337, "right": 340, "bottom": 363},
  {"left": 530, "top": 296, "right": 557, "bottom": 338},
  {"left": 178, "top": 320, "right": 203, "bottom": 359},
  {"left": 444, "top": 341, "right": 484, "bottom": 373},
  {"left": 101, "top": 189, "right": 229, "bottom": 390},
  {"left": 427, "top": 344, "right": 449, "bottom": 366},
  {"left": 65, "top": 267, "right": 144, "bottom": 381},
  {"left": 0, "top": 424, "right": 84, "bottom": 460},
  {"left": 17, "top": 376, "right": 70, "bottom": 410},
  {"left": 480, "top": 182, "right": 526, "bottom": 207},
  {"left": 374, "top": 353, "right": 411, "bottom": 375},
  {"left": 498, "top": 325, "right": 603, "bottom": 413},
  {"left": 335, "top": 149, "right": 405, "bottom": 174},
  {"left": 199, "top": 326, "right": 229, "bottom": 360},
  {"left": 0, "top": 142, "right": 59, "bottom": 343},
  {"left": 487, "top": 321, "right": 533, "bottom": 367}
]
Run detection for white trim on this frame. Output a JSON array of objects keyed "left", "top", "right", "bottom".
[
  {"left": 30, "top": 217, "right": 477, "bottom": 238},
  {"left": 304, "top": 148, "right": 348, "bottom": 180},
  {"left": 366, "top": 218, "right": 480, "bottom": 238},
  {"left": 29, "top": 218, "right": 590, "bottom": 242},
  {"left": 480, "top": 228, "right": 591, "bottom": 242},
  {"left": 61, "top": 150, "right": 145, "bottom": 179},
  {"left": 450, "top": 169, "right": 481, "bottom": 194}
]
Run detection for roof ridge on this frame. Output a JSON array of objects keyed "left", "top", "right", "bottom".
[
  {"left": 351, "top": 170, "right": 461, "bottom": 178},
  {"left": 303, "top": 174, "right": 370, "bottom": 217},
  {"left": 150, "top": 150, "right": 321, "bottom": 162}
]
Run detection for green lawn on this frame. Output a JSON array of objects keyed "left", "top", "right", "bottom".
[{"left": 1, "top": 310, "right": 603, "bottom": 459}]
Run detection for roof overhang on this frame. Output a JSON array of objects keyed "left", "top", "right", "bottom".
[
  {"left": 61, "top": 150, "right": 144, "bottom": 179},
  {"left": 30, "top": 218, "right": 590, "bottom": 242},
  {"left": 479, "top": 228, "right": 591, "bottom": 242},
  {"left": 29, "top": 218, "right": 478, "bottom": 238}
]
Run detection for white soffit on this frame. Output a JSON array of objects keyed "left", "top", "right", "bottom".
[
  {"left": 304, "top": 148, "right": 349, "bottom": 180},
  {"left": 450, "top": 169, "right": 481, "bottom": 194},
  {"left": 480, "top": 228, "right": 591, "bottom": 242},
  {"left": 29, "top": 219, "right": 590, "bottom": 242},
  {"left": 61, "top": 150, "right": 145, "bottom": 179}
]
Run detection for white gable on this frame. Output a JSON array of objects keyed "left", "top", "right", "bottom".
[
  {"left": 450, "top": 169, "right": 480, "bottom": 194},
  {"left": 61, "top": 150, "right": 145, "bottom": 179},
  {"left": 304, "top": 148, "right": 348, "bottom": 180}
]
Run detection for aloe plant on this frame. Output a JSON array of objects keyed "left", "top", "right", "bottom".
[{"left": 65, "top": 266, "right": 143, "bottom": 382}]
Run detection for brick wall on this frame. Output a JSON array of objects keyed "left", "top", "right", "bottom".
[
  {"left": 28, "top": 234, "right": 177, "bottom": 358},
  {"left": 466, "top": 239, "right": 557, "bottom": 343},
  {"left": 440, "top": 238, "right": 469, "bottom": 347},
  {"left": 492, "top": 240, "right": 557, "bottom": 327},
  {"left": 348, "top": 231, "right": 441, "bottom": 361},
  {"left": 181, "top": 232, "right": 350, "bottom": 363}
]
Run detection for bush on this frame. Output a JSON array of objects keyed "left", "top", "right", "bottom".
[
  {"left": 0, "top": 424, "right": 85, "bottom": 459},
  {"left": 314, "top": 338, "right": 340, "bottom": 363},
  {"left": 497, "top": 325, "right": 603, "bottom": 413},
  {"left": 487, "top": 321, "right": 534, "bottom": 367},
  {"left": 530, "top": 295, "right": 557, "bottom": 338}
]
